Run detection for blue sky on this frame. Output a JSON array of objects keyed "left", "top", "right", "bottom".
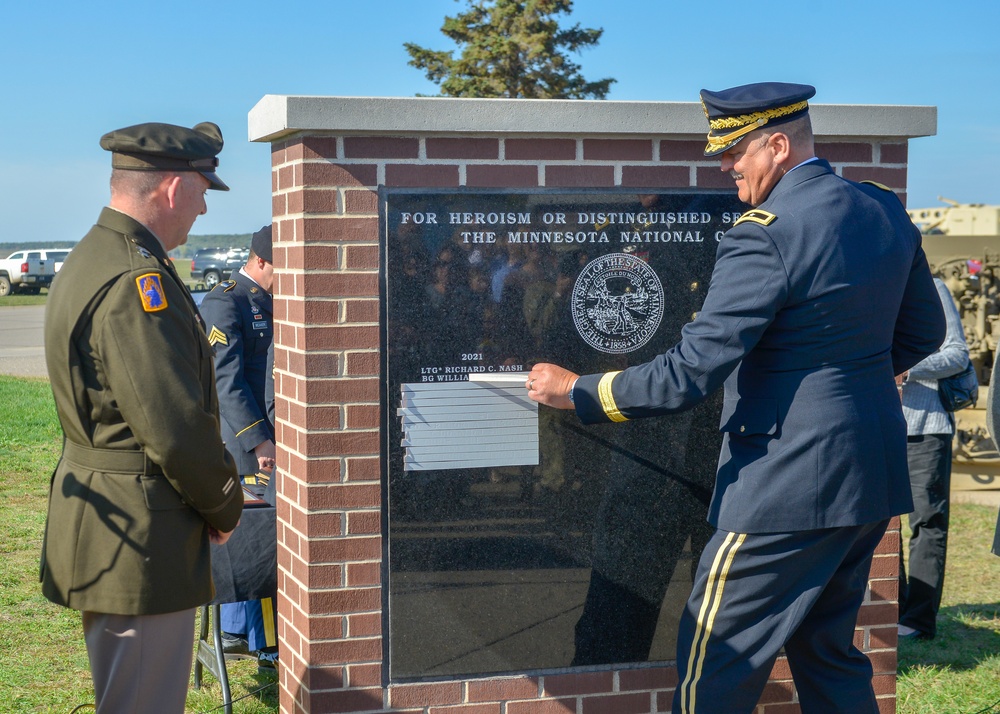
[{"left": 2, "top": 0, "right": 998, "bottom": 244}]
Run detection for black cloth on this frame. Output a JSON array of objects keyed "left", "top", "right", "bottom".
[
  {"left": 209, "top": 504, "right": 276, "bottom": 604},
  {"left": 573, "top": 393, "right": 718, "bottom": 666},
  {"left": 899, "top": 433, "right": 951, "bottom": 637}
]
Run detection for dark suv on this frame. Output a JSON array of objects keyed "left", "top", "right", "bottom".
[{"left": 190, "top": 247, "right": 248, "bottom": 288}]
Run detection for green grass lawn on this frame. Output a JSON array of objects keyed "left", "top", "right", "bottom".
[
  {"left": 0, "top": 292, "right": 48, "bottom": 307},
  {"left": 898, "top": 503, "right": 1000, "bottom": 713},
  {"left": 4, "top": 374, "right": 1000, "bottom": 713},
  {"left": 1, "top": 376, "right": 276, "bottom": 713}
]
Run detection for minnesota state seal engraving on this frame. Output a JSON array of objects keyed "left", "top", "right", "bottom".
[{"left": 571, "top": 252, "right": 664, "bottom": 354}]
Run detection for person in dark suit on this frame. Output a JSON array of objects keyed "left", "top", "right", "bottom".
[
  {"left": 42, "top": 122, "right": 243, "bottom": 714},
  {"left": 198, "top": 225, "right": 277, "bottom": 671},
  {"left": 898, "top": 278, "right": 969, "bottom": 639},
  {"left": 526, "top": 82, "right": 946, "bottom": 713}
]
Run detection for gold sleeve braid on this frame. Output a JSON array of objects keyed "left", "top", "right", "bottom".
[{"left": 597, "top": 371, "right": 628, "bottom": 422}]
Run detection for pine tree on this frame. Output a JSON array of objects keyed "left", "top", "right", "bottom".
[{"left": 405, "top": 0, "right": 615, "bottom": 99}]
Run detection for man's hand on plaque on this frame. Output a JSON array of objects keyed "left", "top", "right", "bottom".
[{"left": 526, "top": 363, "right": 578, "bottom": 410}]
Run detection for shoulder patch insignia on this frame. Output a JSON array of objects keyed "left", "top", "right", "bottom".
[
  {"left": 136, "top": 273, "right": 168, "bottom": 312},
  {"left": 860, "top": 180, "right": 892, "bottom": 192},
  {"left": 733, "top": 209, "right": 777, "bottom": 227},
  {"left": 221, "top": 280, "right": 237, "bottom": 292},
  {"left": 207, "top": 326, "right": 229, "bottom": 346}
]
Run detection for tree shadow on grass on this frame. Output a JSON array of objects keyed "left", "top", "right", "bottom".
[{"left": 898, "top": 602, "right": 1000, "bottom": 673}]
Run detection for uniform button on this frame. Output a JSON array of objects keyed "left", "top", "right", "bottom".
[{"left": 740, "top": 426, "right": 745, "bottom": 433}]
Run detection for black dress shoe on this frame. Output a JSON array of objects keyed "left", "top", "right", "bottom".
[
  {"left": 256, "top": 647, "right": 278, "bottom": 674},
  {"left": 898, "top": 624, "right": 933, "bottom": 640},
  {"left": 221, "top": 632, "right": 249, "bottom": 655}
]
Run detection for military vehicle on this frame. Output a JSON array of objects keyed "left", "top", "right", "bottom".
[{"left": 909, "top": 199, "right": 1000, "bottom": 486}]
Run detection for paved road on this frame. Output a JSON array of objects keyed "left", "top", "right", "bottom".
[
  {"left": 0, "top": 292, "right": 205, "bottom": 381},
  {"left": 0, "top": 305, "right": 47, "bottom": 378}
]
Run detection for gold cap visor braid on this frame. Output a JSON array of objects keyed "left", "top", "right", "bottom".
[{"left": 703, "top": 99, "right": 810, "bottom": 156}]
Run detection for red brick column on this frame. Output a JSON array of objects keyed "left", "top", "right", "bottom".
[{"left": 268, "top": 132, "right": 909, "bottom": 714}]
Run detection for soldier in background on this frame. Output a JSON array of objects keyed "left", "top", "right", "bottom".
[
  {"left": 42, "top": 121, "right": 243, "bottom": 714},
  {"left": 898, "top": 279, "right": 970, "bottom": 639},
  {"left": 199, "top": 225, "right": 278, "bottom": 672}
]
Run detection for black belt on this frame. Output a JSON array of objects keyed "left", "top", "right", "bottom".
[{"left": 62, "top": 440, "right": 163, "bottom": 475}]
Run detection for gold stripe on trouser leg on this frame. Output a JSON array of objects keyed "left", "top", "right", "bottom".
[
  {"left": 261, "top": 597, "right": 277, "bottom": 648},
  {"left": 678, "top": 532, "right": 747, "bottom": 713}
]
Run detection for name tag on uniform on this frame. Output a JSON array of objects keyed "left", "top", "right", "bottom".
[{"left": 253, "top": 320, "right": 269, "bottom": 330}]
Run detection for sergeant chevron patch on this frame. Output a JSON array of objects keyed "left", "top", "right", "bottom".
[{"left": 207, "top": 327, "right": 228, "bottom": 346}]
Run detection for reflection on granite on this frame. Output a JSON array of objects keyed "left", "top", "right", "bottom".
[{"left": 384, "top": 190, "right": 744, "bottom": 680}]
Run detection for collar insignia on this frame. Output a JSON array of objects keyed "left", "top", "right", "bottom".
[{"left": 733, "top": 209, "right": 777, "bottom": 227}]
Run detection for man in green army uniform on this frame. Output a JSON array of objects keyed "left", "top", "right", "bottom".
[{"left": 42, "top": 121, "right": 244, "bottom": 713}]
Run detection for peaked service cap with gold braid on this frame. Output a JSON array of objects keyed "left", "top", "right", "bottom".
[{"left": 700, "top": 82, "right": 816, "bottom": 157}]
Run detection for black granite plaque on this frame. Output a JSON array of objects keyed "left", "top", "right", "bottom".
[{"left": 382, "top": 190, "right": 744, "bottom": 680}]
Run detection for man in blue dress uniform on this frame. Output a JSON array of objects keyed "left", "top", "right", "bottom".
[
  {"left": 199, "top": 225, "right": 277, "bottom": 671},
  {"left": 527, "top": 82, "right": 946, "bottom": 713}
]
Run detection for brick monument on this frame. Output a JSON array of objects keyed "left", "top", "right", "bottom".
[{"left": 249, "top": 95, "right": 935, "bottom": 714}]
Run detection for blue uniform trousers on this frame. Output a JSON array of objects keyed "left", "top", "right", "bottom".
[
  {"left": 673, "top": 520, "right": 889, "bottom": 714},
  {"left": 220, "top": 597, "right": 277, "bottom": 652}
]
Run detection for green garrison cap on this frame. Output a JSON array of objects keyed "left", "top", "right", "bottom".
[{"left": 100, "top": 121, "right": 229, "bottom": 191}]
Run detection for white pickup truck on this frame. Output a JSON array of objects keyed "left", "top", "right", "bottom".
[{"left": 0, "top": 249, "right": 56, "bottom": 296}]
